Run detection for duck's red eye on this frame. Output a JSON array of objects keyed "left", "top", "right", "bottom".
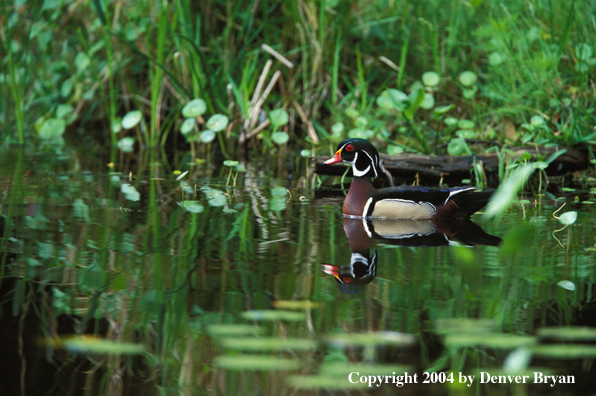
[
  {"left": 343, "top": 277, "right": 352, "bottom": 283},
  {"left": 345, "top": 144, "right": 354, "bottom": 152}
]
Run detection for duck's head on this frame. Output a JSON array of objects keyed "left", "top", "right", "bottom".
[{"left": 324, "top": 138, "right": 380, "bottom": 179}]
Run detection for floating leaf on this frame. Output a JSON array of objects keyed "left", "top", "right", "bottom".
[
  {"left": 117, "top": 137, "right": 135, "bottom": 153},
  {"left": 204, "top": 188, "right": 226, "bottom": 207},
  {"left": 180, "top": 118, "right": 195, "bottom": 135},
  {"left": 121, "top": 183, "right": 140, "bottom": 201},
  {"left": 122, "top": 110, "right": 142, "bottom": 129},
  {"left": 558, "top": 211, "right": 577, "bottom": 225},
  {"left": 272, "top": 131, "right": 289, "bottom": 145},
  {"left": 181, "top": 201, "right": 204, "bottom": 213},
  {"left": 459, "top": 71, "right": 477, "bottom": 86},
  {"left": 558, "top": 280, "right": 576, "bottom": 291},
  {"left": 206, "top": 114, "right": 229, "bottom": 132},
  {"left": 422, "top": 71, "right": 441, "bottom": 87},
  {"left": 269, "top": 109, "right": 289, "bottom": 127},
  {"left": 200, "top": 130, "right": 216, "bottom": 143},
  {"left": 182, "top": 99, "right": 207, "bottom": 117},
  {"left": 39, "top": 118, "right": 66, "bottom": 139},
  {"left": 241, "top": 310, "right": 304, "bottom": 321},
  {"left": 207, "top": 324, "right": 262, "bottom": 337},
  {"left": 214, "top": 355, "right": 299, "bottom": 371},
  {"left": 219, "top": 337, "right": 317, "bottom": 352}
]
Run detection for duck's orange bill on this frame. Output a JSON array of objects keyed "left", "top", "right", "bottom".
[
  {"left": 324, "top": 150, "right": 342, "bottom": 165},
  {"left": 321, "top": 264, "right": 340, "bottom": 279}
]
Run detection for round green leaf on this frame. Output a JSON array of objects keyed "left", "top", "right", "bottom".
[
  {"left": 459, "top": 71, "right": 477, "bottom": 87},
  {"left": 422, "top": 71, "right": 441, "bottom": 87},
  {"left": 180, "top": 118, "right": 196, "bottom": 135},
  {"left": 575, "top": 62, "right": 589, "bottom": 73},
  {"left": 111, "top": 119, "right": 122, "bottom": 134},
  {"left": 331, "top": 122, "right": 344, "bottom": 135},
  {"left": 271, "top": 187, "right": 288, "bottom": 197},
  {"left": 558, "top": 211, "right": 577, "bottom": 225},
  {"left": 122, "top": 110, "right": 143, "bottom": 129},
  {"left": 181, "top": 201, "right": 204, "bottom": 213},
  {"left": 533, "top": 161, "right": 548, "bottom": 170},
  {"left": 447, "top": 138, "right": 467, "bottom": 156},
  {"left": 445, "top": 117, "right": 458, "bottom": 126},
  {"left": 488, "top": 52, "right": 504, "bottom": 66},
  {"left": 456, "top": 129, "right": 476, "bottom": 139},
  {"left": 463, "top": 86, "right": 478, "bottom": 99},
  {"left": 200, "top": 130, "right": 216, "bottom": 143},
  {"left": 354, "top": 116, "right": 368, "bottom": 128},
  {"left": 75, "top": 52, "right": 90, "bottom": 72},
  {"left": 558, "top": 280, "right": 576, "bottom": 291},
  {"left": 530, "top": 115, "right": 545, "bottom": 126},
  {"left": 272, "top": 131, "right": 289, "bottom": 145},
  {"left": 39, "top": 118, "right": 66, "bottom": 139},
  {"left": 182, "top": 99, "right": 207, "bottom": 118},
  {"left": 300, "top": 149, "right": 311, "bottom": 158},
  {"left": 117, "top": 137, "right": 135, "bottom": 153},
  {"left": 458, "top": 119, "right": 475, "bottom": 129},
  {"left": 575, "top": 43, "right": 592, "bottom": 61},
  {"left": 387, "top": 145, "right": 404, "bottom": 155},
  {"left": 376, "top": 89, "right": 408, "bottom": 110},
  {"left": 206, "top": 114, "right": 229, "bottom": 132},
  {"left": 269, "top": 109, "right": 289, "bottom": 127},
  {"left": 420, "top": 93, "right": 435, "bottom": 110},
  {"left": 345, "top": 108, "right": 359, "bottom": 118},
  {"left": 347, "top": 128, "right": 369, "bottom": 139},
  {"left": 224, "top": 160, "right": 239, "bottom": 167}
]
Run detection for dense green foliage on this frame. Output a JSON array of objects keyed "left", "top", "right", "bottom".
[{"left": 2, "top": 0, "right": 595, "bottom": 156}]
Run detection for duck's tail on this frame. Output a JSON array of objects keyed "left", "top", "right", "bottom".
[{"left": 433, "top": 190, "right": 494, "bottom": 219}]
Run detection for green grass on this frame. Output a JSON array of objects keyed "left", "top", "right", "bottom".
[{"left": 1, "top": 0, "right": 595, "bottom": 158}]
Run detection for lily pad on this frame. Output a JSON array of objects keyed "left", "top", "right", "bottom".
[
  {"left": 206, "top": 114, "right": 229, "bottom": 132},
  {"left": 182, "top": 99, "right": 207, "bottom": 118},
  {"left": 181, "top": 201, "right": 204, "bottom": 213},
  {"left": 122, "top": 110, "right": 143, "bottom": 129}
]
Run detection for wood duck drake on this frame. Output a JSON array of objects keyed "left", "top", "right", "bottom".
[{"left": 324, "top": 138, "right": 494, "bottom": 219}]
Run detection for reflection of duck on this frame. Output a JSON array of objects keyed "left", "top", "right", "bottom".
[
  {"left": 322, "top": 217, "right": 501, "bottom": 294},
  {"left": 324, "top": 138, "right": 494, "bottom": 219}
]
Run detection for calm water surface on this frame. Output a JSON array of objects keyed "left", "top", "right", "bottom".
[{"left": 1, "top": 149, "right": 595, "bottom": 396}]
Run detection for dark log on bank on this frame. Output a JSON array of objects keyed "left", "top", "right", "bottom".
[{"left": 312, "top": 146, "right": 590, "bottom": 183}]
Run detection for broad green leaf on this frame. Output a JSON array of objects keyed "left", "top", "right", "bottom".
[
  {"left": 39, "top": 118, "right": 66, "bottom": 139},
  {"left": 180, "top": 118, "right": 195, "bottom": 135},
  {"left": 200, "top": 130, "right": 216, "bottom": 143},
  {"left": 482, "top": 165, "right": 535, "bottom": 219},
  {"left": 459, "top": 71, "right": 477, "bottom": 86},
  {"left": 269, "top": 109, "right": 289, "bottom": 127},
  {"left": 403, "top": 87, "right": 425, "bottom": 119},
  {"left": 122, "top": 110, "right": 142, "bottom": 129},
  {"left": 181, "top": 201, "right": 204, "bottom": 213},
  {"left": 206, "top": 114, "right": 229, "bottom": 132},
  {"left": 422, "top": 71, "right": 441, "bottom": 87},
  {"left": 117, "top": 137, "right": 135, "bottom": 153},
  {"left": 420, "top": 93, "right": 435, "bottom": 109},
  {"left": 74, "top": 52, "right": 90, "bottom": 72},
  {"left": 558, "top": 211, "right": 577, "bottom": 225},
  {"left": 182, "top": 99, "right": 207, "bottom": 117},
  {"left": 376, "top": 89, "right": 408, "bottom": 111},
  {"left": 433, "top": 104, "right": 454, "bottom": 115},
  {"left": 458, "top": 119, "right": 475, "bottom": 129},
  {"left": 272, "top": 131, "right": 289, "bottom": 145}
]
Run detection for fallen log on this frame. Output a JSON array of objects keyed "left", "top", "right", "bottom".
[{"left": 312, "top": 146, "right": 590, "bottom": 183}]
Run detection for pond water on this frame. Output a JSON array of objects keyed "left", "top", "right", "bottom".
[{"left": 1, "top": 148, "right": 596, "bottom": 395}]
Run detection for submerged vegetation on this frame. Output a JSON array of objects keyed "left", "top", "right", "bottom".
[{"left": 2, "top": 0, "right": 596, "bottom": 160}]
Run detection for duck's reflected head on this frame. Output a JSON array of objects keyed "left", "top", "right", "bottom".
[{"left": 321, "top": 250, "right": 378, "bottom": 294}]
